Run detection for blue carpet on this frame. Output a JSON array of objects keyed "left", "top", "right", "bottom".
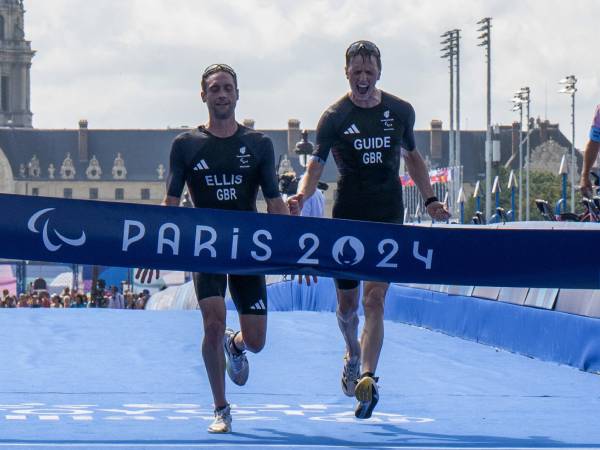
[{"left": 0, "top": 309, "right": 598, "bottom": 449}]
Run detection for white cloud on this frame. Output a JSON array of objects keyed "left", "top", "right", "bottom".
[{"left": 26, "top": 0, "right": 600, "bottom": 147}]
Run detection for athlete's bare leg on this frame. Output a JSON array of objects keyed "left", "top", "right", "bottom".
[
  {"left": 360, "top": 281, "right": 389, "bottom": 374},
  {"left": 235, "top": 314, "right": 267, "bottom": 353},
  {"left": 199, "top": 296, "right": 227, "bottom": 408},
  {"left": 336, "top": 287, "right": 361, "bottom": 359}
]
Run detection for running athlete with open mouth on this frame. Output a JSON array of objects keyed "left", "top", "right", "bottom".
[{"left": 289, "top": 41, "right": 450, "bottom": 419}]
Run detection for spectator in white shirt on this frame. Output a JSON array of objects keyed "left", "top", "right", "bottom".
[{"left": 108, "top": 286, "right": 125, "bottom": 309}]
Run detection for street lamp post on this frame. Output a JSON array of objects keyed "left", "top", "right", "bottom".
[
  {"left": 511, "top": 94, "right": 523, "bottom": 220},
  {"left": 477, "top": 17, "right": 492, "bottom": 221},
  {"left": 454, "top": 30, "right": 461, "bottom": 189},
  {"left": 521, "top": 87, "right": 531, "bottom": 220},
  {"left": 441, "top": 31, "right": 455, "bottom": 203},
  {"left": 441, "top": 29, "right": 462, "bottom": 215},
  {"left": 512, "top": 87, "right": 530, "bottom": 220},
  {"left": 559, "top": 75, "right": 577, "bottom": 212}
]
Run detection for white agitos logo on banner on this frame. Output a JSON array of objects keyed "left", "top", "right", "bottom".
[{"left": 28, "top": 208, "right": 87, "bottom": 252}]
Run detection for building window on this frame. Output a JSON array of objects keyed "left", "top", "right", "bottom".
[
  {"left": 141, "top": 188, "right": 150, "bottom": 200},
  {"left": 0, "top": 16, "right": 4, "bottom": 41},
  {"left": 31, "top": 187, "right": 39, "bottom": 196},
  {"left": 1, "top": 75, "right": 9, "bottom": 112},
  {"left": 115, "top": 188, "right": 124, "bottom": 200},
  {"left": 63, "top": 188, "right": 73, "bottom": 199},
  {"left": 89, "top": 188, "right": 99, "bottom": 199}
]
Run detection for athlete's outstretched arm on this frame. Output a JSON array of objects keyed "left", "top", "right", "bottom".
[
  {"left": 403, "top": 149, "right": 434, "bottom": 198},
  {"left": 580, "top": 140, "right": 600, "bottom": 198},
  {"left": 162, "top": 195, "right": 181, "bottom": 207},
  {"left": 265, "top": 196, "right": 290, "bottom": 215},
  {"left": 403, "top": 149, "right": 450, "bottom": 221},
  {"left": 288, "top": 158, "right": 325, "bottom": 214}
]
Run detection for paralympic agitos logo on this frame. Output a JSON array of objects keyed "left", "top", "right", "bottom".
[{"left": 28, "top": 208, "right": 87, "bottom": 252}]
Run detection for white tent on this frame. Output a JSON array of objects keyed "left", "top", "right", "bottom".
[
  {"left": 50, "top": 271, "right": 73, "bottom": 287},
  {"left": 145, "top": 282, "right": 198, "bottom": 310}
]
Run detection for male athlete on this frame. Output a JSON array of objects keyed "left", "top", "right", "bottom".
[
  {"left": 137, "top": 64, "right": 289, "bottom": 433},
  {"left": 289, "top": 41, "right": 450, "bottom": 418},
  {"left": 580, "top": 104, "right": 600, "bottom": 198}
]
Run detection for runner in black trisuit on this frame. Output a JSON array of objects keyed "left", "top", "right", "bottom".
[
  {"left": 313, "top": 90, "right": 415, "bottom": 224},
  {"left": 289, "top": 41, "right": 450, "bottom": 419},
  {"left": 137, "top": 64, "right": 290, "bottom": 434},
  {"left": 167, "top": 125, "right": 280, "bottom": 214}
]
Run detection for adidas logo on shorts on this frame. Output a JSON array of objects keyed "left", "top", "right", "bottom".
[
  {"left": 193, "top": 160, "right": 209, "bottom": 171},
  {"left": 343, "top": 124, "right": 360, "bottom": 135},
  {"left": 249, "top": 299, "right": 266, "bottom": 311}
]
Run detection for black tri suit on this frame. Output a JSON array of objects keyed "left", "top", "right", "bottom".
[
  {"left": 166, "top": 125, "right": 281, "bottom": 314},
  {"left": 312, "top": 91, "right": 416, "bottom": 289}
]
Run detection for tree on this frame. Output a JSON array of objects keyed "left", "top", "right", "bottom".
[{"left": 464, "top": 167, "right": 578, "bottom": 223}]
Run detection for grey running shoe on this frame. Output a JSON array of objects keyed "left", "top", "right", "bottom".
[
  {"left": 207, "top": 404, "right": 232, "bottom": 433},
  {"left": 341, "top": 355, "right": 361, "bottom": 397},
  {"left": 354, "top": 375, "right": 379, "bottom": 419},
  {"left": 223, "top": 328, "right": 249, "bottom": 386}
]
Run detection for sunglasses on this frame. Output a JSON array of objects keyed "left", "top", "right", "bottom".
[
  {"left": 202, "top": 64, "right": 237, "bottom": 81},
  {"left": 345, "top": 40, "right": 381, "bottom": 59}
]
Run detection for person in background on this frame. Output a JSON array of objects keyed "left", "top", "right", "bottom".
[
  {"left": 39, "top": 291, "right": 51, "bottom": 308},
  {"left": 579, "top": 104, "right": 600, "bottom": 198},
  {"left": 125, "top": 291, "right": 136, "bottom": 309},
  {"left": 50, "top": 294, "right": 62, "bottom": 308},
  {"left": 108, "top": 286, "right": 125, "bottom": 309},
  {"left": 30, "top": 295, "right": 41, "bottom": 308},
  {"left": 300, "top": 179, "right": 328, "bottom": 218},
  {"left": 17, "top": 294, "right": 28, "bottom": 308}
]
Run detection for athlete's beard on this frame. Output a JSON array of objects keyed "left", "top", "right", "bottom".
[{"left": 211, "top": 104, "right": 236, "bottom": 121}]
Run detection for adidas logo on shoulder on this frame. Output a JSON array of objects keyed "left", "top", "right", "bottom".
[
  {"left": 193, "top": 160, "right": 209, "bottom": 171},
  {"left": 249, "top": 299, "right": 266, "bottom": 311},
  {"left": 343, "top": 124, "right": 360, "bottom": 135}
]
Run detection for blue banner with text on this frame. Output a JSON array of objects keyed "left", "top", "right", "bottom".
[{"left": 1, "top": 193, "right": 599, "bottom": 288}]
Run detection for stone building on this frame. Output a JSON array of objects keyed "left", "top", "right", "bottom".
[
  {"left": 0, "top": 0, "right": 33, "bottom": 128},
  {"left": 529, "top": 139, "right": 571, "bottom": 174}
]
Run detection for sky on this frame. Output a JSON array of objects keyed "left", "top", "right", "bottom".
[{"left": 26, "top": 0, "right": 599, "bottom": 147}]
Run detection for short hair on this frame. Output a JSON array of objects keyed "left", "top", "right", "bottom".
[
  {"left": 201, "top": 64, "right": 238, "bottom": 92},
  {"left": 345, "top": 40, "right": 381, "bottom": 70}
]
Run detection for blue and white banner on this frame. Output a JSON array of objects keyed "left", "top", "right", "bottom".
[{"left": 1, "top": 193, "right": 599, "bottom": 288}]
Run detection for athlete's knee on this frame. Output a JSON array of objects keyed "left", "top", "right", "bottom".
[
  {"left": 203, "top": 319, "right": 226, "bottom": 347},
  {"left": 242, "top": 330, "right": 266, "bottom": 353},
  {"left": 337, "top": 300, "right": 359, "bottom": 323},
  {"left": 362, "top": 292, "right": 385, "bottom": 317}
]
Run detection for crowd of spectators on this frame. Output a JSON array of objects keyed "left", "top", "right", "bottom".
[{"left": 0, "top": 286, "right": 150, "bottom": 309}]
